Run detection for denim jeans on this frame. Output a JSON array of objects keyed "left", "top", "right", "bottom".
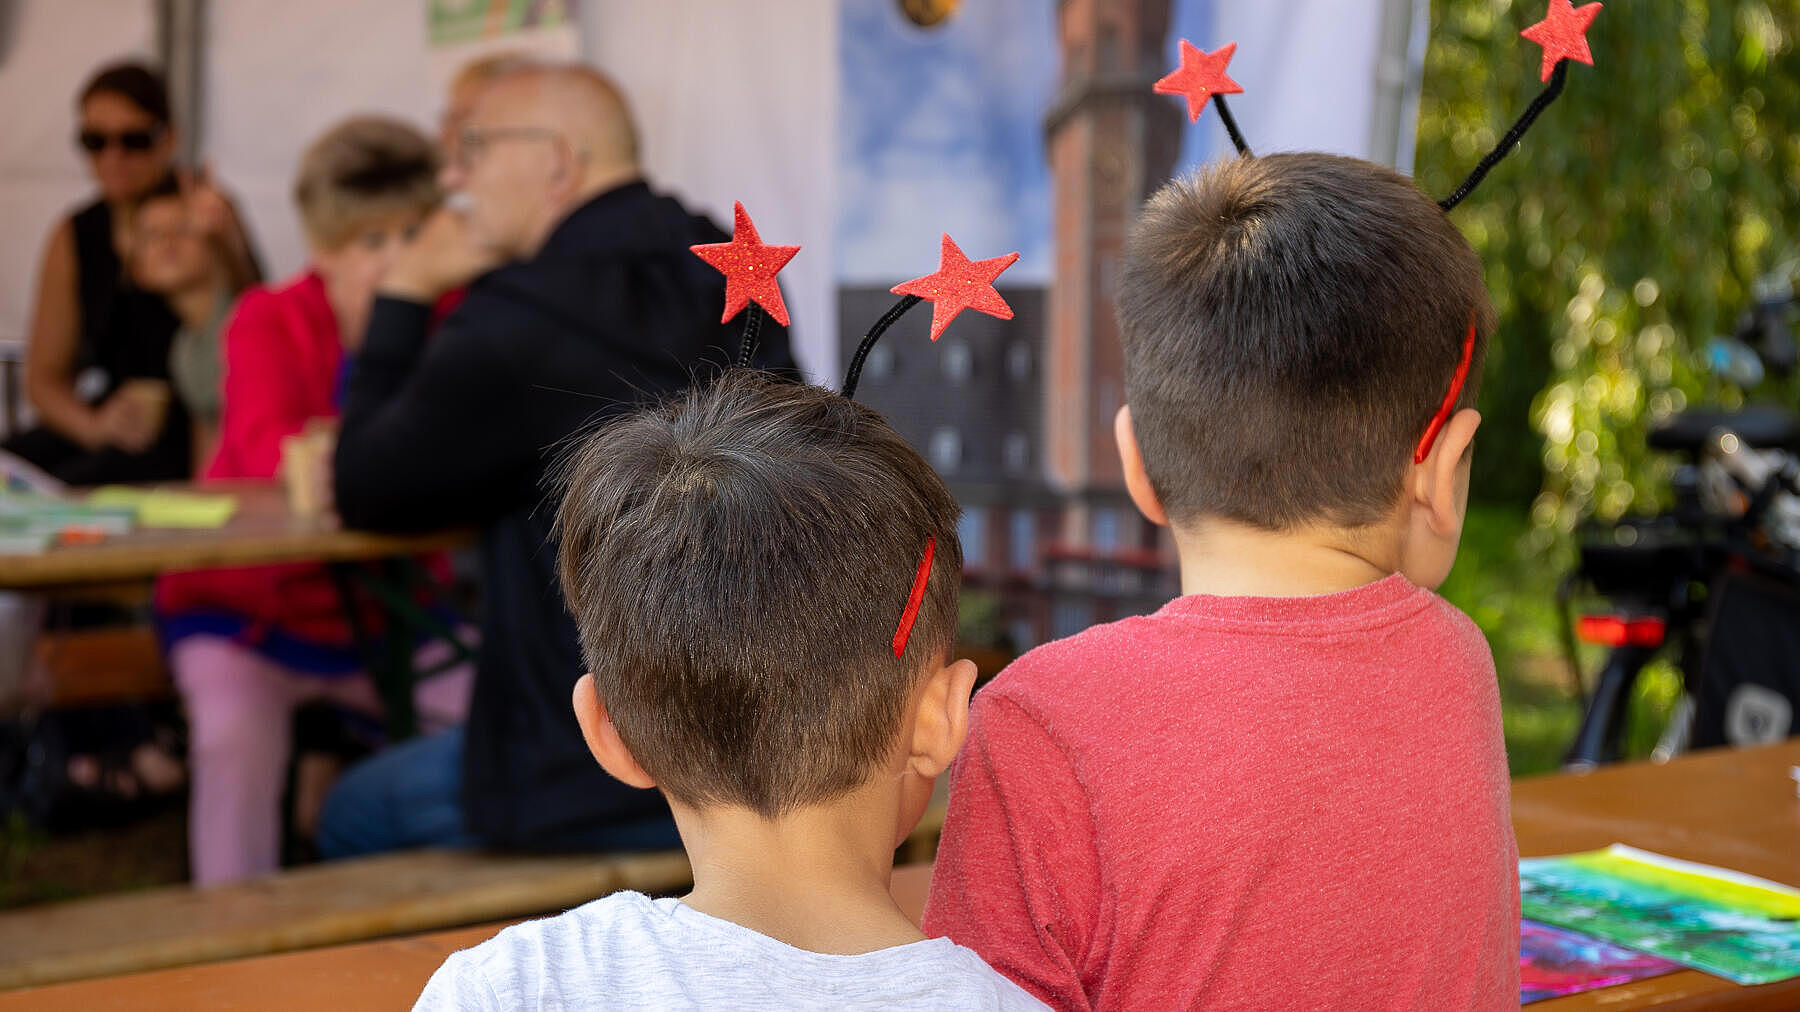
[
  {"left": 316, "top": 726, "right": 476, "bottom": 858},
  {"left": 316, "top": 726, "right": 683, "bottom": 857}
]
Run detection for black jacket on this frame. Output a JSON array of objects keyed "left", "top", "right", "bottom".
[{"left": 336, "top": 181, "right": 794, "bottom": 848}]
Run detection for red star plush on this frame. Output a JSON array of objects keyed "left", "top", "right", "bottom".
[
  {"left": 890, "top": 235, "right": 1020, "bottom": 342},
  {"left": 689, "top": 202, "right": 801, "bottom": 326},
  {"left": 1153, "top": 40, "right": 1243, "bottom": 122},
  {"left": 1521, "top": 0, "right": 1602, "bottom": 83}
]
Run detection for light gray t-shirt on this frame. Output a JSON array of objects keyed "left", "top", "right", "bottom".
[{"left": 413, "top": 891, "right": 1046, "bottom": 1011}]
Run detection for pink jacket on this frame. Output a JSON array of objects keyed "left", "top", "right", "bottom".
[{"left": 157, "top": 271, "right": 445, "bottom": 647}]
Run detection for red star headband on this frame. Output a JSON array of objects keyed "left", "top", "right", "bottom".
[
  {"left": 1155, "top": 0, "right": 1601, "bottom": 462},
  {"left": 1155, "top": 0, "right": 1602, "bottom": 203},
  {"left": 691, "top": 211, "right": 1020, "bottom": 657},
  {"left": 689, "top": 202, "right": 801, "bottom": 366},
  {"left": 1415, "top": 319, "right": 1477, "bottom": 464}
]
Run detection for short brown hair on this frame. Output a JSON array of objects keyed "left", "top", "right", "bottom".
[
  {"left": 554, "top": 372, "right": 962, "bottom": 817},
  {"left": 80, "top": 62, "right": 169, "bottom": 125},
  {"left": 1117, "top": 152, "right": 1495, "bottom": 530},
  {"left": 293, "top": 116, "right": 440, "bottom": 250}
]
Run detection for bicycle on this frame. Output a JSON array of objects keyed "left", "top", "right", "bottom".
[{"left": 1559, "top": 274, "right": 1800, "bottom": 770}]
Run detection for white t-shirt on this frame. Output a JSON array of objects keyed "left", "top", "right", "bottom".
[{"left": 413, "top": 891, "right": 1046, "bottom": 1011}]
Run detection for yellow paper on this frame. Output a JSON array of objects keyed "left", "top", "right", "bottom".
[
  {"left": 137, "top": 490, "right": 238, "bottom": 529},
  {"left": 89, "top": 487, "right": 238, "bottom": 529},
  {"left": 87, "top": 486, "right": 152, "bottom": 509}
]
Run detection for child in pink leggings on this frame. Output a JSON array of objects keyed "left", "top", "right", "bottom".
[
  {"left": 174, "top": 636, "right": 470, "bottom": 884},
  {"left": 156, "top": 116, "right": 469, "bottom": 885}
]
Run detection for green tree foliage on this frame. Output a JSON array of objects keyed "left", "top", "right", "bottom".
[{"left": 1415, "top": 0, "right": 1800, "bottom": 530}]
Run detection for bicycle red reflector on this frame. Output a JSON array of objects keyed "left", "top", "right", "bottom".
[{"left": 1576, "top": 615, "right": 1666, "bottom": 648}]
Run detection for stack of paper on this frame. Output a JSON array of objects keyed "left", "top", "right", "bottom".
[
  {"left": 0, "top": 495, "right": 137, "bottom": 553},
  {"left": 1520, "top": 844, "right": 1800, "bottom": 987}
]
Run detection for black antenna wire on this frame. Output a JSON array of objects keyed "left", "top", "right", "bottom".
[
  {"left": 840, "top": 295, "right": 924, "bottom": 399},
  {"left": 1213, "top": 93, "right": 1253, "bottom": 157},
  {"left": 736, "top": 305, "right": 764, "bottom": 367},
  {"left": 1439, "top": 59, "right": 1569, "bottom": 212}
]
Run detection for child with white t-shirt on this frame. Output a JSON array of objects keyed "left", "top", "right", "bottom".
[{"left": 414, "top": 372, "right": 1042, "bottom": 1010}]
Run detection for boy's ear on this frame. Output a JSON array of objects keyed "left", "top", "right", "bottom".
[
  {"left": 908, "top": 657, "right": 980, "bottom": 778},
  {"left": 1115, "top": 405, "right": 1169, "bottom": 527},
  {"left": 1409, "top": 407, "right": 1481, "bottom": 536},
  {"left": 571, "top": 673, "right": 656, "bottom": 790}
]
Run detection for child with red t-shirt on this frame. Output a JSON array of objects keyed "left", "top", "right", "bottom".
[{"left": 924, "top": 153, "right": 1520, "bottom": 1009}]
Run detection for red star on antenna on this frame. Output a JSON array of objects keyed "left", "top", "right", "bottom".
[
  {"left": 890, "top": 235, "right": 1020, "bottom": 342},
  {"left": 1153, "top": 40, "right": 1243, "bottom": 122},
  {"left": 1520, "top": 0, "right": 1602, "bottom": 83},
  {"left": 689, "top": 202, "right": 801, "bottom": 326}
]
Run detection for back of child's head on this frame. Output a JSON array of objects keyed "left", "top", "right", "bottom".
[
  {"left": 1117, "top": 152, "right": 1496, "bottom": 531},
  {"left": 554, "top": 371, "right": 962, "bottom": 818}
]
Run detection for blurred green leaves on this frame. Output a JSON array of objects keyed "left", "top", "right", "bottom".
[{"left": 1416, "top": 0, "right": 1800, "bottom": 531}]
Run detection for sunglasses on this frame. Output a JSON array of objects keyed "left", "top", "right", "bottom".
[{"left": 77, "top": 127, "right": 162, "bottom": 154}]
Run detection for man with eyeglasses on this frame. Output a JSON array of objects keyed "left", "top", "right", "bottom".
[{"left": 318, "top": 62, "right": 796, "bottom": 859}]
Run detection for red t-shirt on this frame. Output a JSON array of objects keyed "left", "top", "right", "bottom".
[{"left": 923, "top": 574, "right": 1519, "bottom": 1011}]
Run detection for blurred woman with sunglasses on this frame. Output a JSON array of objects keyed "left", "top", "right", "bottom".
[{"left": 3, "top": 62, "right": 260, "bottom": 484}]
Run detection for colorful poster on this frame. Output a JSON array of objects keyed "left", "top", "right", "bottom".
[
  {"left": 427, "top": 0, "right": 576, "bottom": 47},
  {"left": 1520, "top": 844, "right": 1800, "bottom": 986},
  {"left": 1520, "top": 920, "right": 1681, "bottom": 1003}
]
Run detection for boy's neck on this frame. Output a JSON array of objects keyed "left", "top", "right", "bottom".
[
  {"left": 1170, "top": 514, "right": 1399, "bottom": 598},
  {"left": 673, "top": 781, "right": 924, "bottom": 956}
]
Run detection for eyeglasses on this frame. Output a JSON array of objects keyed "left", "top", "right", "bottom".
[
  {"left": 77, "top": 127, "right": 163, "bottom": 154},
  {"left": 454, "top": 125, "right": 576, "bottom": 168}
]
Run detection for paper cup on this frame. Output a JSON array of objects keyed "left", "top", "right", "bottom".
[{"left": 119, "top": 378, "right": 171, "bottom": 436}]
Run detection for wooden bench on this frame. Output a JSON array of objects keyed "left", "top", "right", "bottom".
[
  {"left": 0, "top": 865, "right": 943, "bottom": 1011},
  {"left": 0, "top": 804, "right": 947, "bottom": 991},
  {"left": 0, "top": 847, "right": 691, "bottom": 991}
]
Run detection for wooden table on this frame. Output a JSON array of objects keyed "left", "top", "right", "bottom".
[
  {"left": 0, "top": 480, "right": 470, "bottom": 589},
  {"left": 6, "top": 743, "right": 1794, "bottom": 1009},
  {"left": 0, "top": 479, "right": 475, "bottom": 734},
  {"left": 1519, "top": 740, "right": 1800, "bottom": 1011}
]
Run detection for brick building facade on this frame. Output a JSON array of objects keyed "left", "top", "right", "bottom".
[{"left": 840, "top": 0, "right": 1185, "bottom": 651}]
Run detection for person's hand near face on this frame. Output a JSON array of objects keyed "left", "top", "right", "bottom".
[
  {"left": 375, "top": 203, "right": 503, "bottom": 306},
  {"left": 314, "top": 214, "right": 430, "bottom": 351},
  {"left": 178, "top": 163, "right": 232, "bottom": 242},
  {"left": 92, "top": 390, "right": 159, "bottom": 452}
]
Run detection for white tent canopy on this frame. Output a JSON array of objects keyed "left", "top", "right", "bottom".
[{"left": 0, "top": 0, "right": 1417, "bottom": 405}]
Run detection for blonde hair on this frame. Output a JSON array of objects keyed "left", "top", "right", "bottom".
[{"left": 293, "top": 116, "right": 440, "bottom": 250}]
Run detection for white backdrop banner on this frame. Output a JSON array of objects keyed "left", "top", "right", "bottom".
[
  {"left": 0, "top": 0, "right": 157, "bottom": 343},
  {"left": 0, "top": 0, "right": 1414, "bottom": 385}
]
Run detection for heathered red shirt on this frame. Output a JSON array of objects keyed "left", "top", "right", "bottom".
[{"left": 923, "top": 575, "right": 1519, "bottom": 1011}]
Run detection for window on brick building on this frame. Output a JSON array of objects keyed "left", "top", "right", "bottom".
[
  {"left": 1006, "top": 342, "right": 1032, "bottom": 384},
  {"left": 866, "top": 343, "right": 894, "bottom": 381},
  {"left": 942, "top": 340, "right": 972, "bottom": 384},
  {"left": 1009, "top": 510, "right": 1035, "bottom": 571},
  {"left": 958, "top": 509, "right": 986, "bottom": 571},
  {"left": 1003, "top": 431, "right": 1030, "bottom": 474},
  {"left": 929, "top": 427, "right": 961, "bottom": 471},
  {"left": 1092, "top": 508, "right": 1119, "bottom": 553}
]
